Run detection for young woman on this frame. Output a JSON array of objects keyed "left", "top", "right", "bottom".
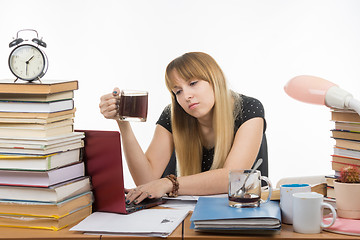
[{"left": 99, "top": 52, "right": 266, "bottom": 204}]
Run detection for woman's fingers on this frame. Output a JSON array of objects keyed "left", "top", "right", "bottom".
[
  {"left": 112, "top": 87, "right": 120, "bottom": 96},
  {"left": 99, "top": 90, "right": 119, "bottom": 119},
  {"left": 133, "top": 191, "right": 151, "bottom": 204},
  {"left": 125, "top": 188, "right": 154, "bottom": 204}
]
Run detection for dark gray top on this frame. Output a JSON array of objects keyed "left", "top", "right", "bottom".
[{"left": 156, "top": 94, "right": 266, "bottom": 172}]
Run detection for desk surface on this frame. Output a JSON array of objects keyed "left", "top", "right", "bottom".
[
  {"left": 0, "top": 225, "right": 99, "bottom": 240},
  {"left": 0, "top": 213, "right": 359, "bottom": 240},
  {"left": 0, "top": 221, "right": 183, "bottom": 240}
]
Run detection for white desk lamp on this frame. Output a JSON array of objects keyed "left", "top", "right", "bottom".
[{"left": 284, "top": 75, "right": 360, "bottom": 116}]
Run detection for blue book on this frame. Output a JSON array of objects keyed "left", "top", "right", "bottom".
[{"left": 190, "top": 197, "right": 281, "bottom": 233}]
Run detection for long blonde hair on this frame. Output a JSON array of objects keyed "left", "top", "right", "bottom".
[{"left": 165, "top": 52, "right": 237, "bottom": 176}]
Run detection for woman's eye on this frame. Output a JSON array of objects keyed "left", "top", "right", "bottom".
[
  {"left": 190, "top": 81, "right": 198, "bottom": 86},
  {"left": 175, "top": 90, "right": 182, "bottom": 95}
]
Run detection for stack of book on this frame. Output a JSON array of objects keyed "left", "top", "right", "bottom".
[
  {"left": 0, "top": 80, "right": 92, "bottom": 231},
  {"left": 326, "top": 109, "right": 360, "bottom": 202},
  {"left": 190, "top": 197, "right": 281, "bottom": 234}
]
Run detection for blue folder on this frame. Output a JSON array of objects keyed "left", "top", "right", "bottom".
[{"left": 190, "top": 197, "right": 281, "bottom": 233}]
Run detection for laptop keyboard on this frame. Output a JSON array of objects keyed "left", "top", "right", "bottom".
[{"left": 125, "top": 197, "right": 166, "bottom": 213}]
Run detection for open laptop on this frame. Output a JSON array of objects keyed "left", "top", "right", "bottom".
[{"left": 76, "top": 130, "right": 166, "bottom": 214}]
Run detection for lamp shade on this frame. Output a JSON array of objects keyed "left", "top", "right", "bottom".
[
  {"left": 284, "top": 75, "right": 337, "bottom": 105},
  {"left": 284, "top": 75, "right": 360, "bottom": 116}
]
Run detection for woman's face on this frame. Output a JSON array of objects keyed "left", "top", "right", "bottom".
[{"left": 170, "top": 70, "right": 215, "bottom": 121}]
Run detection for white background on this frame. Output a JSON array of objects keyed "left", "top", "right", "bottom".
[{"left": 0, "top": 0, "right": 360, "bottom": 189}]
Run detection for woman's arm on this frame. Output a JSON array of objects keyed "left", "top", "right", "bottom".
[
  {"left": 99, "top": 88, "right": 174, "bottom": 186},
  {"left": 178, "top": 117, "right": 264, "bottom": 195},
  {"left": 119, "top": 122, "right": 174, "bottom": 185},
  {"left": 126, "top": 117, "right": 264, "bottom": 203}
]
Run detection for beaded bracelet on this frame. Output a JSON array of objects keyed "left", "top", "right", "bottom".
[{"left": 165, "top": 174, "right": 179, "bottom": 197}]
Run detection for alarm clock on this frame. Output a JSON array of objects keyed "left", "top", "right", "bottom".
[{"left": 8, "top": 29, "right": 48, "bottom": 82}]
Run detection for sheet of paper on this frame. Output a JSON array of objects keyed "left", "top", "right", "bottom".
[
  {"left": 163, "top": 193, "right": 227, "bottom": 201},
  {"left": 70, "top": 209, "right": 189, "bottom": 237},
  {"left": 160, "top": 200, "right": 197, "bottom": 211}
]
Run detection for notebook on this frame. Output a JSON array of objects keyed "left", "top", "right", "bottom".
[
  {"left": 190, "top": 197, "right": 281, "bottom": 234},
  {"left": 76, "top": 130, "right": 166, "bottom": 214}
]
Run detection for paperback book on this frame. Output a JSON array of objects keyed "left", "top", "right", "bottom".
[
  {"left": 0, "top": 149, "right": 81, "bottom": 171},
  {"left": 0, "top": 204, "right": 91, "bottom": 231},
  {"left": 0, "top": 191, "right": 92, "bottom": 218},
  {"left": 0, "top": 108, "right": 75, "bottom": 121},
  {"left": 0, "top": 176, "right": 91, "bottom": 203},
  {"left": 0, "top": 131, "right": 84, "bottom": 145},
  {"left": 0, "top": 162, "right": 85, "bottom": 187},
  {"left": 0, "top": 139, "right": 83, "bottom": 155},
  {"left": 0, "top": 99, "right": 74, "bottom": 113}
]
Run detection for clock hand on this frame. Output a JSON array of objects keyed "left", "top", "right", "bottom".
[
  {"left": 25, "top": 55, "right": 34, "bottom": 76},
  {"left": 26, "top": 55, "right": 34, "bottom": 64}
]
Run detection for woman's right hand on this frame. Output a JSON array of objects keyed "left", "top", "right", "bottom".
[{"left": 99, "top": 87, "right": 120, "bottom": 120}]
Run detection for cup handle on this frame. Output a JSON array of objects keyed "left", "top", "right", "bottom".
[
  {"left": 260, "top": 176, "right": 272, "bottom": 204},
  {"left": 117, "top": 90, "right": 124, "bottom": 117},
  {"left": 321, "top": 202, "right": 337, "bottom": 228}
]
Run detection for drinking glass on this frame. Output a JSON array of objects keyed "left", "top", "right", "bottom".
[
  {"left": 118, "top": 90, "right": 148, "bottom": 122},
  {"left": 228, "top": 170, "right": 272, "bottom": 208}
]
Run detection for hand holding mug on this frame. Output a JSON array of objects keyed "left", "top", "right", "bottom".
[
  {"left": 99, "top": 87, "right": 121, "bottom": 120},
  {"left": 100, "top": 88, "right": 148, "bottom": 122}
]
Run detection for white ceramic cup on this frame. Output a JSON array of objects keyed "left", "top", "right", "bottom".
[
  {"left": 292, "top": 192, "right": 337, "bottom": 234},
  {"left": 280, "top": 184, "right": 311, "bottom": 224}
]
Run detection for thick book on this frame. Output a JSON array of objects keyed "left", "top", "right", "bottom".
[
  {"left": 334, "top": 138, "right": 360, "bottom": 151},
  {"left": 0, "top": 149, "right": 81, "bottom": 171},
  {"left": 326, "top": 186, "right": 336, "bottom": 199},
  {"left": 0, "top": 80, "right": 78, "bottom": 94},
  {"left": 334, "top": 122, "right": 360, "bottom": 133},
  {"left": 334, "top": 146, "right": 360, "bottom": 159},
  {"left": 332, "top": 130, "right": 360, "bottom": 141},
  {"left": 0, "top": 113, "right": 74, "bottom": 124},
  {"left": 0, "top": 124, "right": 74, "bottom": 139},
  {"left": 0, "top": 191, "right": 92, "bottom": 217},
  {"left": 0, "top": 91, "right": 74, "bottom": 102},
  {"left": 332, "top": 161, "right": 360, "bottom": 171},
  {"left": 332, "top": 155, "right": 360, "bottom": 166},
  {"left": 324, "top": 216, "right": 360, "bottom": 236},
  {"left": 0, "top": 99, "right": 74, "bottom": 113},
  {"left": 0, "top": 131, "right": 84, "bottom": 146},
  {"left": 325, "top": 174, "right": 338, "bottom": 188},
  {"left": 0, "top": 118, "right": 73, "bottom": 128},
  {"left": 0, "top": 204, "right": 91, "bottom": 231},
  {"left": 0, "top": 162, "right": 84, "bottom": 187},
  {"left": 0, "top": 176, "right": 91, "bottom": 203},
  {"left": 190, "top": 197, "right": 281, "bottom": 233},
  {"left": 0, "top": 108, "right": 75, "bottom": 120},
  {"left": 0, "top": 139, "right": 83, "bottom": 155},
  {"left": 331, "top": 109, "right": 360, "bottom": 123}
]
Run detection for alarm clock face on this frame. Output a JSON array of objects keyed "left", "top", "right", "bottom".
[{"left": 8, "top": 44, "right": 46, "bottom": 81}]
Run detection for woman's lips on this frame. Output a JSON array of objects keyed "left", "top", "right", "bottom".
[{"left": 189, "top": 103, "right": 199, "bottom": 110}]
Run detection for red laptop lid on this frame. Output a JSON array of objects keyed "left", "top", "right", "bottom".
[{"left": 77, "top": 130, "right": 127, "bottom": 213}]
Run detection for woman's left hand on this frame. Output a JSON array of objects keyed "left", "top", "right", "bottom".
[{"left": 125, "top": 178, "right": 173, "bottom": 204}]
